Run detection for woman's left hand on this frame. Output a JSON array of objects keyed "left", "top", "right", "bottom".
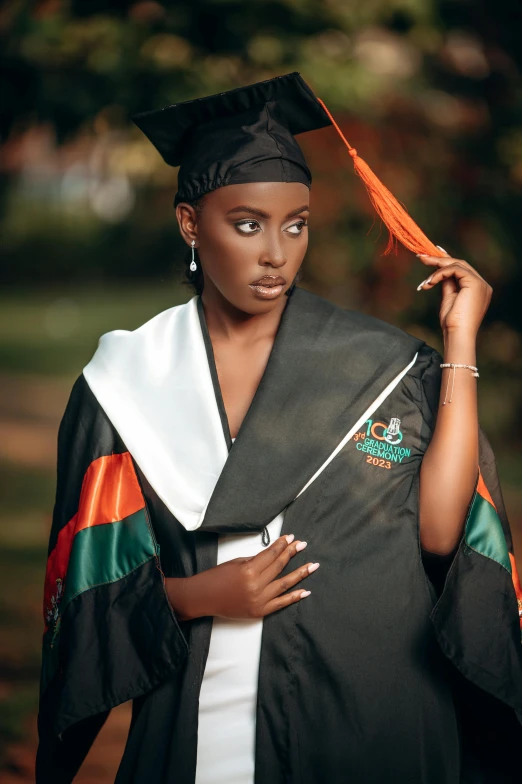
[{"left": 416, "top": 247, "right": 492, "bottom": 340}]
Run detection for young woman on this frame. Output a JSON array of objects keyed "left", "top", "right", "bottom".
[{"left": 36, "top": 73, "right": 521, "bottom": 783}]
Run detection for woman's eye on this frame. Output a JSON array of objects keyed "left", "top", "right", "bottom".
[
  {"left": 236, "top": 220, "right": 260, "bottom": 234},
  {"left": 286, "top": 220, "right": 307, "bottom": 235}
]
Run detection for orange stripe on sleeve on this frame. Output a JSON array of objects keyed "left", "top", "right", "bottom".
[
  {"left": 43, "top": 452, "right": 145, "bottom": 627},
  {"left": 508, "top": 553, "right": 522, "bottom": 629},
  {"left": 476, "top": 470, "right": 521, "bottom": 630},
  {"left": 76, "top": 452, "right": 144, "bottom": 533},
  {"left": 476, "top": 470, "right": 496, "bottom": 510}
]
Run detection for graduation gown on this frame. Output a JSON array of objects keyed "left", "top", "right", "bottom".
[{"left": 36, "top": 287, "right": 522, "bottom": 783}]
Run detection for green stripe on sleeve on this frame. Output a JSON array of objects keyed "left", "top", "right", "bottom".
[
  {"left": 63, "top": 509, "right": 157, "bottom": 609},
  {"left": 465, "top": 493, "right": 511, "bottom": 573}
]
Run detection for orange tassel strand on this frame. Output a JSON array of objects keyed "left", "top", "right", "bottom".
[{"left": 316, "top": 97, "right": 444, "bottom": 258}]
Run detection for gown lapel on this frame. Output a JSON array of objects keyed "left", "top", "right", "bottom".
[
  {"left": 199, "top": 287, "right": 424, "bottom": 533},
  {"left": 196, "top": 296, "right": 234, "bottom": 452}
]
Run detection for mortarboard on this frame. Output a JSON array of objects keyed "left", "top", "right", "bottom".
[
  {"left": 131, "top": 72, "right": 443, "bottom": 258},
  {"left": 130, "top": 72, "right": 330, "bottom": 206}
]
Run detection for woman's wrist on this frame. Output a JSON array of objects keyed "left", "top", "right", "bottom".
[
  {"left": 442, "top": 329, "right": 477, "bottom": 365},
  {"left": 165, "top": 575, "right": 209, "bottom": 622}
]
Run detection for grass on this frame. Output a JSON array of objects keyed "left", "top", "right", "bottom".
[{"left": 0, "top": 460, "right": 54, "bottom": 761}]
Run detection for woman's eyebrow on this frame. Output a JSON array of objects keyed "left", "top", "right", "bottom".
[
  {"left": 285, "top": 205, "right": 309, "bottom": 219},
  {"left": 226, "top": 205, "right": 270, "bottom": 218},
  {"left": 226, "top": 204, "right": 310, "bottom": 219}
]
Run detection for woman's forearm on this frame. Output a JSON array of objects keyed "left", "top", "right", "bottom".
[
  {"left": 419, "top": 332, "right": 479, "bottom": 554},
  {"left": 165, "top": 575, "right": 208, "bottom": 621},
  {"left": 416, "top": 245, "right": 491, "bottom": 556}
]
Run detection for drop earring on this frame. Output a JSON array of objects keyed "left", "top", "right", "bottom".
[{"left": 190, "top": 240, "right": 197, "bottom": 272}]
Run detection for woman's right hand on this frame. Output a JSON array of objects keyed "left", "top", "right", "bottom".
[{"left": 166, "top": 534, "right": 319, "bottom": 621}]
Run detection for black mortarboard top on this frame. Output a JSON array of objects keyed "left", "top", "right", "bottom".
[{"left": 130, "top": 72, "right": 332, "bottom": 205}]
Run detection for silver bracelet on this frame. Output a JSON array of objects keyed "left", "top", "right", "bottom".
[{"left": 439, "top": 363, "right": 479, "bottom": 405}]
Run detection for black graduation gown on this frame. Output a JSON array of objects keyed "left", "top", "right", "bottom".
[{"left": 36, "top": 287, "right": 522, "bottom": 783}]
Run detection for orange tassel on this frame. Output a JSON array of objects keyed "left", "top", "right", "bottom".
[{"left": 316, "top": 97, "right": 444, "bottom": 258}]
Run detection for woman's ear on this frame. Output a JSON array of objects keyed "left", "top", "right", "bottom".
[{"left": 176, "top": 203, "right": 199, "bottom": 247}]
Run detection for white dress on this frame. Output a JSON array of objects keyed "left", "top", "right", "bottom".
[{"left": 195, "top": 441, "right": 286, "bottom": 784}]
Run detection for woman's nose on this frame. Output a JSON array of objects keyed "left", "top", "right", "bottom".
[{"left": 259, "top": 236, "right": 286, "bottom": 268}]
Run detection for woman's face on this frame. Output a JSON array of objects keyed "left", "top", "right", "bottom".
[{"left": 176, "top": 181, "right": 309, "bottom": 315}]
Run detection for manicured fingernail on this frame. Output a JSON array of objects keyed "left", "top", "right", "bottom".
[
  {"left": 285, "top": 534, "right": 295, "bottom": 544},
  {"left": 436, "top": 245, "right": 447, "bottom": 253},
  {"left": 416, "top": 253, "right": 428, "bottom": 258},
  {"left": 296, "top": 541, "right": 308, "bottom": 552},
  {"left": 300, "top": 590, "right": 311, "bottom": 598},
  {"left": 416, "top": 276, "right": 432, "bottom": 291},
  {"left": 308, "top": 562, "right": 320, "bottom": 573}
]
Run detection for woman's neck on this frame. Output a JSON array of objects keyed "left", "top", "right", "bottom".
[{"left": 200, "top": 287, "right": 287, "bottom": 346}]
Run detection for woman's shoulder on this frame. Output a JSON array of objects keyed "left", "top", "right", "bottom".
[
  {"left": 82, "top": 296, "right": 198, "bottom": 381},
  {"left": 91, "top": 297, "right": 196, "bottom": 357},
  {"left": 294, "top": 287, "right": 441, "bottom": 381},
  {"left": 294, "top": 286, "right": 429, "bottom": 350}
]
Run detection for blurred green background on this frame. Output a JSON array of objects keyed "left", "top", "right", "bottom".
[{"left": 1, "top": 0, "right": 521, "bottom": 779}]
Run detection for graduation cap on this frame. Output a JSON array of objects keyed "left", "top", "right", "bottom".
[{"left": 131, "top": 72, "right": 442, "bottom": 258}]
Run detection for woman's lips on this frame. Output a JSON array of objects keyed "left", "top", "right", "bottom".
[
  {"left": 249, "top": 276, "right": 286, "bottom": 300},
  {"left": 249, "top": 283, "right": 285, "bottom": 299}
]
